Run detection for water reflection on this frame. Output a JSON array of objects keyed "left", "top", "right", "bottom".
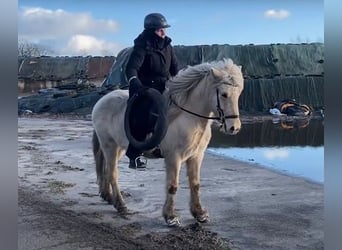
[
  {"left": 208, "top": 118, "right": 324, "bottom": 183},
  {"left": 209, "top": 119, "right": 323, "bottom": 148}
]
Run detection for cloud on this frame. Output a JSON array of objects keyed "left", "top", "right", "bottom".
[
  {"left": 19, "top": 7, "right": 119, "bottom": 39},
  {"left": 263, "top": 148, "right": 289, "bottom": 160},
  {"left": 18, "top": 6, "right": 122, "bottom": 55},
  {"left": 264, "top": 9, "right": 290, "bottom": 20},
  {"left": 60, "top": 35, "right": 124, "bottom": 56}
]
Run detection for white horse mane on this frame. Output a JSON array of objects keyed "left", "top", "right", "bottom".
[{"left": 166, "top": 58, "right": 240, "bottom": 110}]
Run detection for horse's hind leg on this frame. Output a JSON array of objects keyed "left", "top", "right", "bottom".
[
  {"left": 186, "top": 153, "right": 209, "bottom": 223},
  {"left": 102, "top": 145, "right": 128, "bottom": 214},
  {"left": 93, "top": 131, "right": 112, "bottom": 204},
  {"left": 162, "top": 157, "right": 182, "bottom": 226},
  {"left": 95, "top": 148, "right": 112, "bottom": 204},
  {"left": 99, "top": 174, "right": 112, "bottom": 204}
]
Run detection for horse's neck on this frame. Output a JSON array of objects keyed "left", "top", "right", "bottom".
[
  {"left": 187, "top": 84, "right": 213, "bottom": 117},
  {"left": 166, "top": 83, "right": 214, "bottom": 130}
]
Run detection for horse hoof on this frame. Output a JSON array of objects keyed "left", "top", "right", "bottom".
[
  {"left": 196, "top": 213, "right": 210, "bottom": 223},
  {"left": 100, "top": 193, "right": 113, "bottom": 204},
  {"left": 117, "top": 206, "right": 129, "bottom": 215},
  {"left": 166, "top": 217, "right": 181, "bottom": 227}
]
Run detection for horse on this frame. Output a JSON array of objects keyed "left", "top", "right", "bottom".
[{"left": 91, "top": 58, "right": 244, "bottom": 226}]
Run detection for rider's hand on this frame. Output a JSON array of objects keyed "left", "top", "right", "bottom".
[{"left": 129, "top": 78, "right": 143, "bottom": 93}]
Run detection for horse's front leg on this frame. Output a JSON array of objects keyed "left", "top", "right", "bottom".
[
  {"left": 186, "top": 152, "right": 209, "bottom": 223},
  {"left": 103, "top": 147, "right": 128, "bottom": 214},
  {"left": 163, "top": 158, "right": 182, "bottom": 227}
]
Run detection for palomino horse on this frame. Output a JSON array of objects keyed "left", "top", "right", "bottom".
[{"left": 92, "top": 58, "right": 244, "bottom": 226}]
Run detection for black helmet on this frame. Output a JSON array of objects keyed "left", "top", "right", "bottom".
[{"left": 144, "top": 13, "right": 170, "bottom": 30}]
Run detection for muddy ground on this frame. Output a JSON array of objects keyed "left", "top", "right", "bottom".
[{"left": 18, "top": 116, "right": 323, "bottom": 250}]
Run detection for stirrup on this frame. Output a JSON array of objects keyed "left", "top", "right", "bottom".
[
  {"left": 135, "top": 156, "right": 147, "bottom": 167},
  {"left": 129, "top": 156, "right": 147, "bottom": 169}
]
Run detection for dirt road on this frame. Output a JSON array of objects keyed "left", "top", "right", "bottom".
[{"left": 18, "top": 117, "right": 323, "bottom": 249}]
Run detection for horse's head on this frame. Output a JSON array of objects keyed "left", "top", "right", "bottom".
[
  {"left": 167, "top": 59, "right": 244, "bottom": 135},
  {"left": 209, "top": 60, "right": 244, "bottom": 135}
]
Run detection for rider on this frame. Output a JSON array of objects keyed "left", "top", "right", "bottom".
[{"left": 125, "top": 13, "right": 179, "bottom": 169}]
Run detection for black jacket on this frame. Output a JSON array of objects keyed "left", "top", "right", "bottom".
[{"left": 125, "top": 29, "right": 178, "bottom": 93}]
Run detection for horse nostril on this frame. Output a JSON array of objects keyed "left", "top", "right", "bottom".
[{"left": 229, "top": 126, "right": 240, "bottom": 134}]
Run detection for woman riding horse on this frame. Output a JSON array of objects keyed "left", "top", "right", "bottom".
[{"left": 125, "top": 13, "right": 179, "bottom": 169}]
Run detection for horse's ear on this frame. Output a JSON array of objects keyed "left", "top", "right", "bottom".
[{"left": 211, "top": 67, "right": 224, "bottom": 80}]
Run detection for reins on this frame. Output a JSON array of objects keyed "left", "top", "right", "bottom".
[{"left": 169, "top": 89, "right": 239, "bottom": 130}]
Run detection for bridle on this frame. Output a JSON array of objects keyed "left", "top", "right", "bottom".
[{"left": 170, "top": 89, "right": 239, "bottom": 131}]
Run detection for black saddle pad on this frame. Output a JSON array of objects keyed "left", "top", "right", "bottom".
[{"left": 124, "top": 88, "right": 167, "bottom": 150}]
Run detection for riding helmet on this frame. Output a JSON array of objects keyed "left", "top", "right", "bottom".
[{"left": 144, "top": 13, "right": 170, "bottom": 30}]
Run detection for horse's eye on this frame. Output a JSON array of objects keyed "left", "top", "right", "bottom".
[{"left": 221, "top": 93, "right": 228, "bottom": 98}]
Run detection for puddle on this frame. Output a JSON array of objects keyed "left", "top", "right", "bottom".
[{"left": 208, "top": 118, "right": 324, "bottom": 183}]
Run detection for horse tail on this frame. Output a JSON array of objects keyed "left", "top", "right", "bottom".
[{"left": 92, "top": 130, "right": 104, "bottom": 184}]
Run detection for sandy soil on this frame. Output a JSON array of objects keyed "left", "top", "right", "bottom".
[{"left": 18, "top": 116, "right": 323, "bottom": 250}]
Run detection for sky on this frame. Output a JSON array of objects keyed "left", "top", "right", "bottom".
[{"left": 18, "top": 0, "right": 324, "bottom": 56}]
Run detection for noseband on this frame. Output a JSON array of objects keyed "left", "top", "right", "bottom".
[{"left": 170, "top": 89, "right": 239, "bottom": 130}]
